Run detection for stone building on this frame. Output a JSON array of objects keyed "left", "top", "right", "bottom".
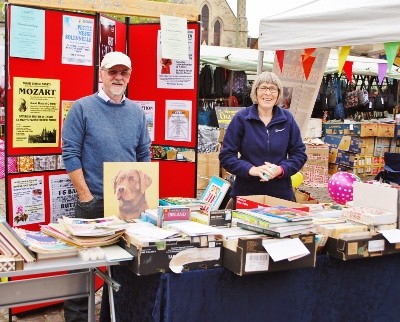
[{"left": 170, "top": 0, "right": 248, "bottom": 48}]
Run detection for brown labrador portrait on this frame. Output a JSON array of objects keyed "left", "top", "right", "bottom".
[{"left": 111, "top": 169, "right": 152, "bottom": 220}]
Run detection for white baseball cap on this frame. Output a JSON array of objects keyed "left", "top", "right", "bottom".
[{"left": 101, "top": 51, "right": 131, "bottom": 69}]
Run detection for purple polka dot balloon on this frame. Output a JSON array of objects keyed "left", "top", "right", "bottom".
[{"left": 328, "top": 172, "right": 359, "bottom": 205}]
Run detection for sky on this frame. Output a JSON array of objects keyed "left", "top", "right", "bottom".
[{"left": 226, "top": 0, "right": 311, "bottom": 37}]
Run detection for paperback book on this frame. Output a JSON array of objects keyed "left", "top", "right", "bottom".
[
  {"left": 241, "top": 206, "right": 314, "bottom": 223},
  {"left": 14, "top": 228, "right": 79, "bottom": 259},
  {"left": 341, "top": 206, "right": 397, "bottom": 225},
  {"left": 159, "top": 197, "right": 210, "bottom": 211},
  {"left": 237, "top": 221, "right": 315, "bottom": 238},
  {"left": 0, "top": 218, "right": 36, "bottom": 262},
  {"left": 200, "top": 176, "right": 231, "bottom": 213}
]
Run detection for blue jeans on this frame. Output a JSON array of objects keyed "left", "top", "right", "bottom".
[{"left": 64, "top": 197, "right": 104, "bottom": 322}]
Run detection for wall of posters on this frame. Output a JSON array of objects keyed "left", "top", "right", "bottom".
[
  {"left": 165, "top": 100, "right": 192, "bottom": 142},
  {"left": 49, "top": 174, "right": 77, "bottom": 222},
  {"left": 62, "top": 15, "right": 94, "bottom": 66},
  {"left": 12, "top": 77, "right": 60, "bottom": 148},
  {"left": 11, "top": 175, "right": 45, "bottom": 226},
  {"left": 157, "top": 29, "right": 194, "bottom": 89}
]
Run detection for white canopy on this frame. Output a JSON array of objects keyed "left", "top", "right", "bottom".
[
  {"left": 200, "top": 45, "right": 400, "bottom": 79},
  {"left": 258, "top": 0, "right": 400, "bottom": 52}
]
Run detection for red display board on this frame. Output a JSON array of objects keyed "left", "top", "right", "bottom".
[{"left": 128, "top": 23, "right": 200, "bottom": 198}]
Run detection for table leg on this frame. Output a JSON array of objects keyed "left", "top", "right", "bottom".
[
  {"left": 107, "top": 267, "right": 116, "bottom": 322},
  {"left": 88, "top": 268, "right": 95, "bottom": 322}
]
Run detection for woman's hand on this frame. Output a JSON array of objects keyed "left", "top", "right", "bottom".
[{"left": 249, "top": 162, "right": 283, "bottom": 182}]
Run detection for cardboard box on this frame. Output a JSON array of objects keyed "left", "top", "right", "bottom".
[
  {"left": 197, "top": 152, "right": 221, "bottom": 190},
  {"left": 324, "top": 234, "right": 400, "bottom": 260},
  {"left": 360, "top": 123, "right": 378, "bottom": 137},
  {"left": 328, "top": 163, "right": 353, "bottom": 175},
  {"left": 223, "top": 234, "right": 316, "bottom": 275},
  {"left": 376, "top": 123, "right": 395, "bottom": 137},
  {"left": 235, "top": 195, "right": 310, "bottom": 212},
  {"left": 301, "top": 144, "right": 329, "bottom": 187},
  {"left": 329, "top": 149, "right": 356, "bottom": 167},
  {"left": 324, "top": 135, "right": 361, "bottom": 153},
  {"left": 121, "top": 237, "right": 223, "bottom": 275},
  {"left": 322, "top": 122, "right": 361, "bottom": 136}
]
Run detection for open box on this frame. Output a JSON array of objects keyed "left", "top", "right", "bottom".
[
  {"left": 236, "top": 195, "right": 311, "bottom": 212},
  {"left": 223, "top": 233, "right": 316, "bottom": 275}
]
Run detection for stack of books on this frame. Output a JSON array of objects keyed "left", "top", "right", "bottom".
[
  {"left": 40, "top": 216, "right": 127, "bottom": 248},
  {"left": 233, "top": 206, "right": 315, "bottom": 238},
  {"left": 0, "top": 218, "right": 36, "bottom": 264}
]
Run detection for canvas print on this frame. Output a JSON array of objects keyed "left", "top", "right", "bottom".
[{"left": 104, "top": 162, "right": 159, "bottom": 221}]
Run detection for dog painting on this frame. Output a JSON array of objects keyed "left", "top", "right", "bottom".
[{"left": 104, "top": 162, "right": 159, "bottom": 220}]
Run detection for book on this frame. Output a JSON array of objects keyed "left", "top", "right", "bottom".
[
  {"left": 341, "top": 206, "right": 397, "bottom": 225},
  {"left": 237, "top": 221, "right": 315, "bottom": 238},
  {"left": 200, "top": 176, "right": 230, "bottom": 213},
  {"left": 40, "top": 223, "right": 125, "bottom": 248},
  {"left": 244, "top": 206, "right": 315, "bottom": 222},
  {"left": 159, "top": 206, "right": 191, "bottom": 225},
  {"left": 13, "top": 228, "right": 79, "bottom": 260},
  {"left": 232, "top": 210, "right": 312, "bottom": 228},
  {"left": 0, "top": 218, "right": 36, "bottom": 262},
  {"left": 159, "top": 197, "right": 210, "bottom": 211},
  {"left": 315, "top": 222, "right": 369, "bottom": 239},
  {"left": 59, "top": 216, "right": 127, "bottom": 237}
]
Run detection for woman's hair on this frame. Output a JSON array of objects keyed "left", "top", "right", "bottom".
[{"left": 250, "top": 71, "right": 283, "bottom": 104}]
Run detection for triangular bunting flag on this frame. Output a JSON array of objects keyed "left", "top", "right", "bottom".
[
  {"left": 276, "top": 50, "right": 285, "bottom": 73},
  {"left": 303, "top": 48, "right": 316, "bottom": 61},
  {"left": 383, "top": 42, "right": 400, "bottom": 72},
  {"left": 343, "top": 61, "right": 353, "bottom": 82},
  {"left": 338, "top": 46, "right": 351, "bottom": 75},
  {"left": 301, "top": 54, "right": 316, "bottom": 80},
  {"left": 377, "top": 62, "right": 387, "bottom": 84}
]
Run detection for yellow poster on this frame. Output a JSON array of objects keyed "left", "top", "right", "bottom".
[
  {"left": 13, "top": 77, "right": 60, "bottom": 147},
  {"left": 61, "top": 100, "right": 74, "bottom": 125}
]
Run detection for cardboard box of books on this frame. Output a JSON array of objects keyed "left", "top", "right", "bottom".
[
  {"left": 324, "top": 233, "right": 400, "bottom": 260},
  {"left": 222, "top": 233, "right": 316, "bottom": 275},
  {"left": 236, "top": 195, "right": 310, "bottom": 212},
  {"left": 120, "top": 236, "right": 223, "bottom": 275}
]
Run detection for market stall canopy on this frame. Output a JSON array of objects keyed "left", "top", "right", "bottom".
[
  {"left": 258, "top": 0, "right": 400, "bottom": 52},
  {"left": 200, "top": 45, "right": 400, "bottom": 79}
]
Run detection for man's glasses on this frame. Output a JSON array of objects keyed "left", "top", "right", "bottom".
[
  {"left": 103, "top": 69, "right": 131, "bottom": 78},
  {"left": 258, "top": 86, "right": 279, "bottom": 94}
]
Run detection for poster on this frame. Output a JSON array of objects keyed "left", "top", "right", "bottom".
[
  {"left": 62, "top": 15, "right": 94, "bottom": 66},
  {"left": 10, "top": 6, "right": 45, "bottom": 59},
  {"left": 214, "top": 106, "right": 246, "bottom": 129},
  {"left": 103, "top": 162, "right": 159, "bottom": 220},
  {"left": 160, "top": 15, "right": 189, "bottom": 60},
  {"left": 157, "top": 29, "right": 195, "bottom": 89},
  {"left": 132, "top": 100, "right": 155, "bottom": 141},
  {"left": 165, "top": 100, "right": 192, "bottom": 142},
  {"left": 61, "top": 100, "right": 74, "bottom": 129},
  {"left": 11, "top": 176, "right": 45, "bottom": 226},
  {"left": 100, "top": 16, "right": 116, "bottom": 64},
  {"left": 13, "top": 77, "right": 60, "bottom": 148},
  {"left": 272, "top": 48, "right": 330, "bottom": 138},
  {"left": 49, "top": 174, "right": 77, "bottom": 222}
]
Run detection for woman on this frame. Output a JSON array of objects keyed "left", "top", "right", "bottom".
[{"left": 219, "top": 71, "right": 307, "bottom": 202}]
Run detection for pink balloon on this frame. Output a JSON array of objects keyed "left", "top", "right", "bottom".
[{"left": 328, "top": 172, "right": 359, "bottom": 205}]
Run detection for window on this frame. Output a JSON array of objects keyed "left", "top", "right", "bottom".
[
  {"left": 201, "top": 5, "right": 209, "bottom": 45},
  {"left": 214, "top": 20, "right": 221, "bottom": 46}
]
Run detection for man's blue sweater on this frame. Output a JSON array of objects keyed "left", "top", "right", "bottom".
[{"left": 62, "top": 94, "right": 151, "bottom": 199}]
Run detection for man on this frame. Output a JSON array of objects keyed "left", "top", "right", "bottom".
[{"left": 62, "top": 51, "right": 151, "bottom": 322}]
